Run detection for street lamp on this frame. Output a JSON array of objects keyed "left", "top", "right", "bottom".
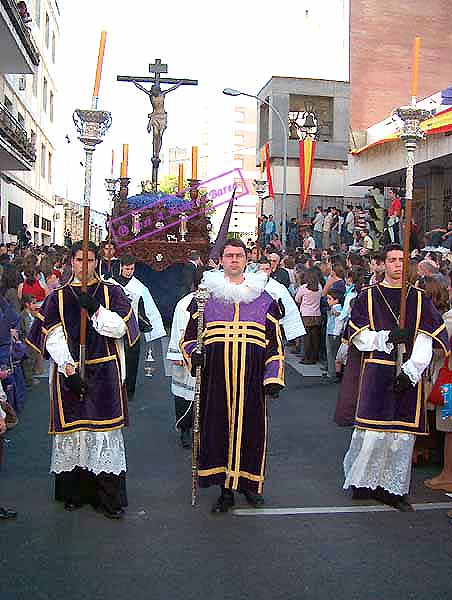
[{"left": 223, "top": 87, "right": 289, "bottom": 251}]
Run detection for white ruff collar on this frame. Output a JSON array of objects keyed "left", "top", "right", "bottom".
[{"left": 202, "top": 270, "right": 268, "bottom": 304}]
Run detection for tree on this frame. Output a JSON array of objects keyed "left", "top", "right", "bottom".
[{"left": 158, "top": 175, "right": 188, "bottom": 194}]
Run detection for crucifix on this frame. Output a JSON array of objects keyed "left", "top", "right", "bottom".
[{"left": 118, "top": 59, "right": 198, "bottom": 190}]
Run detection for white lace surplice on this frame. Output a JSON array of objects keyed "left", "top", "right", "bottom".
[
  {"left": 50, "top": 429, "right": 126, "bottom": 475},
  {"left": 343, "top": 429, "right": 415, "bottom": 495}
]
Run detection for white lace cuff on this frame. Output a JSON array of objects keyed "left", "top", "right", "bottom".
[
  {"left": 401, "top": 333, "right": 433, "bottom": 385},
  {"left": 91, "top": 304, "right": 127, "bottom": 339},
  {"left": 353, "top": 329, "right": 394, "bottom": 354},
  {"left": 46, "top": 326, "right": 76, "bottom": 374}
]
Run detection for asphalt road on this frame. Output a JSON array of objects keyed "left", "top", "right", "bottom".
[{"left": 0, "top": 341, "right": 451, "bottom": 600}]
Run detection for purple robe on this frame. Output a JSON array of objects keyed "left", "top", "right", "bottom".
[
  {"left": 348, "top": 283, "right": 450, "bottom": 435},
  {"left": 334, "top": 336, "right": 361, "bottom": 427},
  {"left": 181, "top": 292, "right": 284, "bottom": 494},
  {"left": 26, "top": 275, "right": 139, "bottom": 435}
]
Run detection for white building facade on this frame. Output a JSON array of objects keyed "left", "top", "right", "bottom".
[{"left": 0, "top": 0, "right": 60, "bottom": 245}]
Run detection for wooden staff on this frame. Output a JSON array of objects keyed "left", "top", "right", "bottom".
[
  {"left": 399, "top": 196, "right": 412, "bottom": 331},
  {"left": 79, "top": 206, "right": 90, "bottom": 385},
  {"left": 79, "top": 31, "right": 107, "bottom": 386},
  {"left": 397, "top": 37, "right": 422, "bottom": 369},
  {"left": 192, "top": 284, "right": 210, "bottom": 506}
]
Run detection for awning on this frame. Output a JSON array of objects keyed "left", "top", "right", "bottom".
[{"left": 352, "top": 106, "right": 452, "bottom": 155}]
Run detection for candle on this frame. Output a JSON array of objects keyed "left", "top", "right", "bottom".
[
  {"left": 178, "top": 163, "right": 184, "bottom": 192},
  {"left": 92, "top": 31, "right": 107, "bottom": 99},
  {"left": 120, "top": 144, "right": 128, "bottom": 178},
  {"left": 191, "top": 146, "right": 198, "bottom": 180},
  {"left": 411, "top": 36, "right": 421, "bottom": 103},
  {"left": 111, "top": 149, "right": 114, "bottom": 176}
]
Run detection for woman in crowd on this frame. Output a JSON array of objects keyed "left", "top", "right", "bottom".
[
  {"left": 0, "top": 264, "right": 22, "bottom": 313},
  {"left": 415, "top": 276, "right": 452, "bottom": 484},
  {"left": 295, "top": 268, "right": 322, "bottom": 365},
  {"left": 17, "top": 267, "right": 48, "bottom": 306}
]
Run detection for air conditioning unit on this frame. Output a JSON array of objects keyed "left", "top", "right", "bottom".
[{"left": 18, "top": 76, "right": 26, "bottom": 91}]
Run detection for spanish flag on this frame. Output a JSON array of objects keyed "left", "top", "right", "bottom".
[
  {"left": 299, "top": 139, "right": 316, "bottom": 210},
  {"left": 264, "top": 143, "right": 275, "bottom": 199}
]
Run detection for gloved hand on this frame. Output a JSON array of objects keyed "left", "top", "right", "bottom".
[
  {"left": 394, "top": 371, "right": 413, "bottom": 394},
  {"left": 78, "top": 292, "right": 100, "bottom": 317},
  {"left": 264, "top": 383, "right": 283, "bottom": 399},
  {"left": 103, "top": 272, "right": 112, "bottom": 280},
  {"left": 388, "top": 328, "right": 409, "bottom": 346},
  {"left": 190, "top": 350, "right": 205, "bottom": 377},
  {"left": 65, "top": 373, "right": 87, "bottom": 398}
]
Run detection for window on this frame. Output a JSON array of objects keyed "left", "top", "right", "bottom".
[
  {"left": 48, "top": 151, "right": 52, "bottom": 183},
  {"left": 35, "top": 0, "right": 41, "bottom": 26},
  {"left": 41, "top": 217, "right": 51, "bottom": 232},
  {"left": 17, "top": 112, "right": 25, "bottom": 128},
  {"left": 40, "top": 144, "right": 45, "bottom": 178},
  {"left": 32, "top": 70, "right": 38, "bottom": 96},
  {"left": 34, "top": 214, "right": 40, "bottom": 228},
  {"left": 4, "top": 96, "right": 12, "bottom": 113},
  {"left": 42, "top": 77, "right": 47, "bottom": 112},
  {"left": 51, "top": 33, "right": 56, "bottom": 63},
  {"left": 45, "top": 13, "right": 50, "bottom": 48},
  {"left": 49, "top": 91, "right": 54, "bottom": 122},
  {"left": 8, "top": 203, "right": 24, "bottom": 236}
]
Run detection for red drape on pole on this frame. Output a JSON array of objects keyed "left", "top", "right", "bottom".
[
  {"left": 299, "top": 139, "right": 316, "bottom": 210},
  {"left": 264, "top": 142, "right": 275, "bottom": 199}
]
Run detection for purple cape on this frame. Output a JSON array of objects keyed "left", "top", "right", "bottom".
[
  {"left": 181, "top": 291, "right": 284, "bottom": 494},
  {"left": 348, "top": 283, "right": 450, "bottom": 435},
  {"left": 26, "top": 276, "right": 139, "bottom": 435}
]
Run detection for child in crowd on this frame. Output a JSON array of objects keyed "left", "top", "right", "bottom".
[
  {"left": 324, "top": 289, "right": 344, "bottom": 383},
  {"left": 19, "top": 295, "right": 39, "bottom": 387}
]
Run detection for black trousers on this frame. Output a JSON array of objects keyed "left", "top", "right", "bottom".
[
  {"left": 175, "top": 395, "right": 193, "bottom": 431},
  {"left": 55, "top": 467, "right": 127, "bottom": 511},
  {"left": 125, "top": 340, "right": 140, "bottom": 395},
  {"left": 304, "top": 325, "right": 321, "bottom": 363}
]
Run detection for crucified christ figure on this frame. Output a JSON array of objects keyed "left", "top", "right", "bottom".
[{"left": 132, "top": 81, "right": 184, "bottom": 161}]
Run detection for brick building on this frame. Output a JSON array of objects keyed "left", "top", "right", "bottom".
[{"left": 350, "top": 0, "right": 452, "bottom": 137}]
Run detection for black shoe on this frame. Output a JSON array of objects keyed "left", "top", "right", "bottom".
[
  {"left": 211, "top": 490, "right": 234, "bottom": 514},
  {"left": 374, "top": 488, "right": 414, "bottom": 512},
  {"left": 241, "top": 490, "right": 265, "bottom": 508},
  {"left": 64, "top": 502, "right": 81, "bottom": 512},
  {"left": 96, "top": 506, "right": 125, "bottom": 520},
  {"left": 180, "top": 429, "right": 192, "bottom": 449},
  {"left": 390, "top": 495, "right": 414, "bottom": 512},
  {"left": 0, "top": 507, "right": 18, "bottom": 519},
  {"left": 351, "top": 486, "right": 373, "bottom": 500}
]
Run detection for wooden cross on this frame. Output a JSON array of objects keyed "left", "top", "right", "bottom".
[{"left": 117, "top": 58, "right": 198, "bottom": 88}]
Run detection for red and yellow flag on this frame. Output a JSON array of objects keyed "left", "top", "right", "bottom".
[
  {"left": 264, "top": 143, "right": 275, "bottom": 199},
  {"left": 299, "top": 139, "right": 316, "bottom": 210}
]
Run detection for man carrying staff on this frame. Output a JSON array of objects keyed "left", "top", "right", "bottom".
[
  {"left": 343, "top": 244, "right": 450, "bottom": 511},
  {"left": 26, "top": 241, "right": 139, "bottom": 520},
  {"left": 181, "top": 239, "right": 285, "bottom": 513}
]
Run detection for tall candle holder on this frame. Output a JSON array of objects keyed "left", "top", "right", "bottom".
[
  {"left": 119, "top": 176, "right": 131, "bottom": 209},
  {"left": 179, "top": 212, "right": 188, "bottom": 242}
]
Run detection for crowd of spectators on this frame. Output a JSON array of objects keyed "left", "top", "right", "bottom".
[{"left": 0, "top": 238, "right": 83, "bottom": 453}]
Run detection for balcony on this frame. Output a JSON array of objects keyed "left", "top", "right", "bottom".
[
  {"left": 0, "top": 0, "right": 40, "bottom": 74},
  {"left": 0, "top": 101, "right": 36, "bottom": 170}
]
